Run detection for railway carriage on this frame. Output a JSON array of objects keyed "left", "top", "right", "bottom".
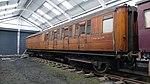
[
  {"left": 26, "top": 1, "right": 150, "bottom": 76},
  {"left": 27, "top": 6, "right": 138, "bottom": 51},
  {"left": 137, "top": 0, "right": 150, "bottom": 75}
]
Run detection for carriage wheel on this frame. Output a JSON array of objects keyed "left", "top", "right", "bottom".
[{"left": 92, "top": 60, "right": 109, "bottom": 73}]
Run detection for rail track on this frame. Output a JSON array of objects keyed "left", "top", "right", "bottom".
[{"left": 31, "top": 57, "right": 150, "bottom": 84}]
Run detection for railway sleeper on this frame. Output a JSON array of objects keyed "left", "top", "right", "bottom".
[
  {"left": 98, "top": 74, "right": 110, "bottom": 81},
  {"left": 84, "top": 72, "right": 95, "bottom": 78},
  {"left": 62, "top": 66, "right": 69, "bottom": 70},
  {"left": 114, "top": 81, "right": 126, "bottom": 84},
  {"left": 76, "top": 70, "right": 84, "bottom": 74},
  {"left": 68, "top": 68, "right": 76, "bottom": 72}
]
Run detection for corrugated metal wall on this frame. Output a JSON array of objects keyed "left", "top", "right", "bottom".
[
  {"left": 0, "top": 28, "right": 38, "bottom": 55},
  {"left": 0, "top": 29, "right": 17, "bottom": 55},
  {"left": 20, "top": 30, "right": 37, "bottom": 54}
]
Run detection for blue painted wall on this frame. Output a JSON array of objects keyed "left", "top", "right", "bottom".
[
  {"left": 20, "top": 30, "right": 38, "bottom": 54},
  {"left": 0, "top": 29, "right": 17, "bottom": 55},
  {"left": 0, "top": 28, "right": 38, "bottom": 55}
]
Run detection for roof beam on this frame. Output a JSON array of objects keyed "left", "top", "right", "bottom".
[
  {"left": 21, "top": 16, "right": 42, "bottom": 31},
  {"left": 22, "top": 8, "right": 53, "bottom": 27},
  {"left": 44, "top": 0, "right": 131, "bottom": 31},
  {"left": 46, "top": 0, "right": 71, "bottom": 20},
  {"left": 19, "top": 0, "right": 33, "bottom": 16},
  {"left": 97, "top": 0, "right": 106, "bottom": 8},
  {"left": 0, "top": 16, "right": 18, "bottom": 23},
  {"left": 19, "top": 0, "right": 53, "bottom": 28}
]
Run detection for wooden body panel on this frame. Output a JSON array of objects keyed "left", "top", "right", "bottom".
[
  {"left": 57, "top": 40, "right": 63, "bottom": 50},
  {"left": 26, "top": 38, "right": 29, "bottom": 48},
  {"left": 63, "top": 38, "right": 69, "bottom": 50},
  {"left": 39, "top": 33, "right": 45, "bottom": 49},
  {"left": 79, "top": 37, "right": 89, "bottom": 50},
  {"left": 115, "top": 7, "right": 128, "bottom": 51},
  {"left": 49, "top": 41, "right": 53, "bottom": 49},
  {"left": 53, "top": 39, "right": 57, "bottom": 50},
  {"left": 91, "top": 16, "right": 102, "bottom": 34},
  {"left": 85, "top": 33, "right": 114, "bottom": 51},
  {"left": 26, "top": 6, "right": 130, "bottom": 53},
  {"left": 40, "top": 41, "right": 45, "bottom": 49},
  {"left": 68, "top": 38, "right": 79, "bottom": 50}
]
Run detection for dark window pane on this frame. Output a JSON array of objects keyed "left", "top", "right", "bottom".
[
  {"left": 69, "top": 26, "right": 72, "bottom": 38},
  {"left": 48, "top": 32, "right": 50, "bottom": 40},
  {"left": 54, "top": 32, "right": 57, "bottom": 39},
  {"left": 57, "top": 29, "right": 60, "bottom": 39},
  {"left": 80, "top": 24, "right": 85, "bottom": 34},
  {"left": 87, "top": 20, "right": 91, "bottom": 35},
  {"left": 65, "top": 29, "right": 68, "bottom": 37},
  {"left": 62, "top": 29, "right": 64, "bottom": 39},
  {"left": 75, "top": 24, "right": 78, "bottom": 38},
  {"left": 44, "top": 32, "right": 49, "bottom": 41},
  {"left": 52, "top": 31, "right": 54, "bottom": 40}
]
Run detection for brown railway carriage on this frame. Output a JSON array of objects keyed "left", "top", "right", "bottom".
[
  {"left": 26, "top": 6, "right": 137, "bottom": 52},
  {"left": 26, "top": 5, "right": 139, "bottom": 73}
]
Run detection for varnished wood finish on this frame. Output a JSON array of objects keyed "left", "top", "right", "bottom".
[
  {"left": 26, "top": 6, "right": 130, "bottom": 52},
  {"left": 115, "top": 7, "right": 128, "bottom": 51}
]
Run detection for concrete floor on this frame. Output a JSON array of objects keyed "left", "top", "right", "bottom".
[{"left": 0, "top": 57, "right": 114, "bottom": 84}]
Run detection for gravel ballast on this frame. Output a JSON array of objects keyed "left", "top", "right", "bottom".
[{"left": 0, "top": 57, "right": 109, "bottom": 84}]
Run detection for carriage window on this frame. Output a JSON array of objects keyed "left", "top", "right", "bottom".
[
  {"left": 57, "top": 29, "right": 60, "bottom": 39},
  {"left": 44, "top": 32, "right": 49, "bottom": 41},
  {"left": 62, "top": 28, "right": 64, "bottom": 39},
  {"left": 65, "top": 29, "right": 68, "bottom": 37},
  {"left": 103, "top": 14, "right": 113, "bottom": 33},
  {"left": 52, "top": 31, "right": 54, "bottom": 40},
  {"left": 75, "top": 24, "right": 79, "bottom": 38},
  {"left": 54, "top": 32, "right": 57, "bottom": 39},
  {"left": 87, "top": 20, "right": 91, "bottom": 34},
  {"left": 80, "top": 24, "right": 85, "bottom": 34},
  {"left": 48, "top": 33, "right": 50, "bottom": 41},
  {"left": 69, "top": 26, "right": 72, "bottom": 38},
  {"left": 144, "top": 10, "right": 150, "bottom": 28},
  {"left": 44, "top": 34, "right": 47, "bottom": 41}
]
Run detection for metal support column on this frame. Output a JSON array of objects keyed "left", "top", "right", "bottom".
[
  {"left": 148, "top": 60, "right": 150, "bottom": 76},
  {"left": 17, "top": 17, "right": 20, "bottom": 55}
]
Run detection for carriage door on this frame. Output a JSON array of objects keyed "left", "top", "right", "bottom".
[
  {"left": 79, "top": 21, "right": 87, "bottom": 50},
  {"left": 63, "top": 27, "right": 69, "bottom": 50},
  {"left": 44, "top": 32, "right": 49, "bottom": 49},
  {"left": 53, "top": 30, "right": 57, "bottom": 50}
]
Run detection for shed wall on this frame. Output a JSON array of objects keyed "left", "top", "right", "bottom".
[{"left": 0, "top": 28, "right": 38, "bottom": 55}]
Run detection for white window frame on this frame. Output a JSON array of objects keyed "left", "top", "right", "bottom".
[
  {"left": 144, "top": 9, "right": 150, "bottom": 28},
  {"left": 102, "top": 14, "right": 113, "bottom": 33}
]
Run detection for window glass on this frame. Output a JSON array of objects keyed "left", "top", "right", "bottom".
[
  {"left": 80, "top": 24, "right": 85, "bottom": 34},
  {"left": 62, "top": 28, "right": 64, "bottom": 39},
  {"left": 145, "top": 10, "right": 150, "bottom": 28},
  {"left": 44, "top": 32, "right": 49, "bottom": 41},
  {"left": 49, "top": 32, "right": 51, "bottom": 40},
  {"left": 57, "top": 29, "right": 60, "bottom": 39},
  {"left": 87, "top": 20, "right": 91, "bottom": 34},
  {"left": 75, "top": 24, "right": 78, "bottom": 38},
  {"left": 52, "top": 31, "right": 54, "bottom": 40},
  {"left": 54, "top": 32, "right": 57, "bottom": 39},
  {"left": 65, "top": 29, "right": 68, "bottom": 37},
  {"left": 69, "top": 26, "right": 72, "bottom": 38},
  {"left": 48, "top": 33, "right": 50, "bottom": 41},
  {"left": 103, "top": 14, "right": 113, "bottom": 33}
]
